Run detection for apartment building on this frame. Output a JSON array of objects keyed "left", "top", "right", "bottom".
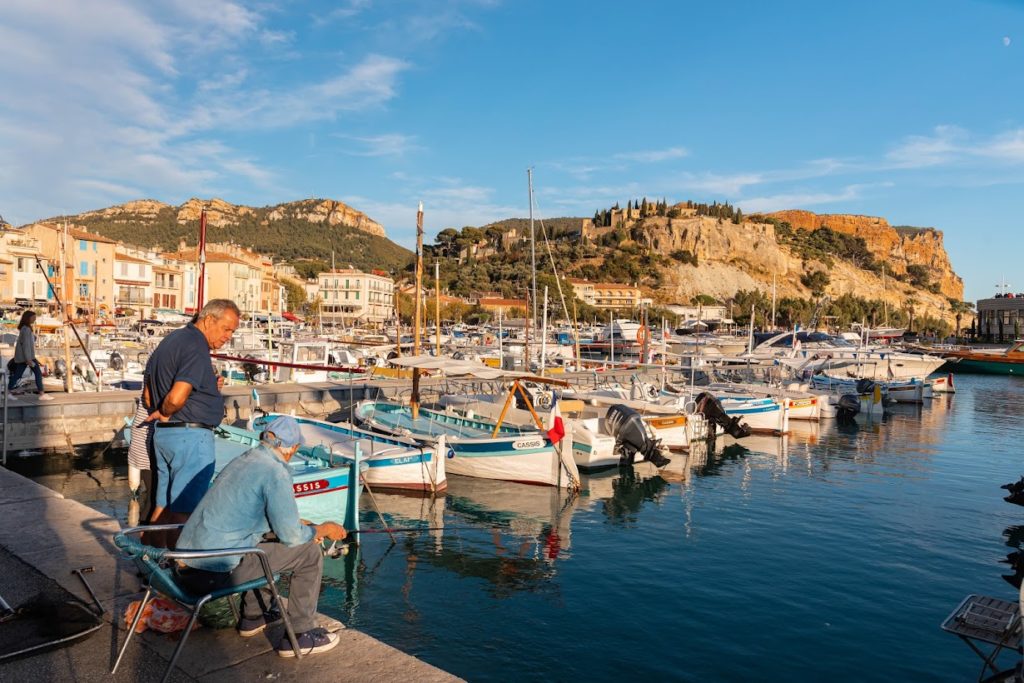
[
  {"left": 317, "top": 268, "right": 394, "bottom": 326},
  {"left": 113, "top": 251, "right": 153, "bottom": 317},
  {"left": 23, "top": 223, "right": 117, "bottom": 315},
  {"left": 0, "top": 229, "right": 51, "bottom": 306},
  {"left": 567, "top": 278, "right": 650, "bottom": 310}
]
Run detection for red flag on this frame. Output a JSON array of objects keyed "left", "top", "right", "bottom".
[{"left": 545, "top": 395, "right": 565, "bottom": 444}]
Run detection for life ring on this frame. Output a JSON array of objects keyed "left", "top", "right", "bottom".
[{"left": 636, "top": 326, "right": 649, "bottom": 345}]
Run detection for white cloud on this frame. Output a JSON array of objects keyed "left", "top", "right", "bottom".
[
  {"left": 335, "top": 133, "right": 423, "bottom": 157},
  {"left": 613, "top": 147, "right": 689, "bottom": 163},
  {"left": 737, "top": 184, "right": 884, "bottom": 213}
]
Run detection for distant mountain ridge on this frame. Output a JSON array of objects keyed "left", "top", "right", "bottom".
[{"left": 26, "top": 197, "right": 412, "bottom": 274}]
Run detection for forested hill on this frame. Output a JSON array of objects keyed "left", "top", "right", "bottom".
[{"left": 31, "top": 198, "right": 413, "bottom": 276}]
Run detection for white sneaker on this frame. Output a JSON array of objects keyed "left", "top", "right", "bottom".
[{"left": 37, "top": 394, "right": 54, "bottom": 401}]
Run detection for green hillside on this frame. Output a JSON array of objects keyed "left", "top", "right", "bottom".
[{"left": 72, "top": 205, "right": 413, "bottom": 275}]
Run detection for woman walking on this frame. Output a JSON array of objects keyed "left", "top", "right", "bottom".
[{"left": 7, "top": 311, "right": 52, "bottom": 400}]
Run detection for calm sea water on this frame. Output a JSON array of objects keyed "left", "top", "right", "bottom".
[{"left": 11, "top": 374, "right": 1024, "bottom": 681}]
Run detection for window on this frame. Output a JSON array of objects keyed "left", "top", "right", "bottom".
[
  {"left": 79, "top": 242, "right": 87, "bottom": 252},
  {"left": 93, "top": 242, "right": 97, "bottom": 252},
  {"left": 80, "top": 261, "right": 88, "bottom": 276},
  {"left": 79, "top": 283, "right": 89, "bottom": 297},
  {"left": 355, "top": 291, "right": 359, "bottom": 300},
  {"left": 120, "top": 262, "right": 128, "bottom": 276}
]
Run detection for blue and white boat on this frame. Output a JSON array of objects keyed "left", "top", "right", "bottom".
[
  {"left": 261, "top": 413, "right": 447, "bottom": 493},
  {"left": 212, "top": 423, "right": 363, "bottom": 526},
  {"left": 355, "top": 401, "right": 580, "bottom": 489}
]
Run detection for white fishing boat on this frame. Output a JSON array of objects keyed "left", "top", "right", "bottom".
[
  {"left": 264, "top": 412, "right": 447, "bottom": 492},
  {"left": 355, "top": 356, "right": 581, "bottom": 489}
]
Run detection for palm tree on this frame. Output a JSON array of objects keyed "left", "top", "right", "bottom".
[
  {"left": 949, "top": 300, "right": 975, "bottom": 342},
  {"left": 905, "top": 296, "right": 919, "bottom": 332}
]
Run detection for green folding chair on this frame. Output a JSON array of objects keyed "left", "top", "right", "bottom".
[{"left": 111, "top": 524, "right": 302, "bottom": 683}]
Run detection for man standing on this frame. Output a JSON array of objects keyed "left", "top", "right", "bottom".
[
  {"left": 145, "top": 299, "right": 240, "bottom": 527},
  {"left": 176, "top": 416, "right": 346, "bottom": 656}
]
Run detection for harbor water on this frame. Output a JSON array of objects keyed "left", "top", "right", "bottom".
[{"left": 9, "top": 374, "right": 1024, "bottom": 681}]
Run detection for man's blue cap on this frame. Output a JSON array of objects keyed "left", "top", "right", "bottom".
[{"left": 262, "top": 415, "right": 305, "bottom": 448}]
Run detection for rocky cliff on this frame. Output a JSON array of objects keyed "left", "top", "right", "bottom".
[
  {"left": 621, "top": 211, "right": 963, "bottom": 324},
  {"left": 76, "top": 197, "right": 385, "bottom": 237},
  {"left": 767, "top": 210, "right": 963, "bottom": 300},
  {"left": 43, "top": 197, "right": 408, "bottom": 274}
]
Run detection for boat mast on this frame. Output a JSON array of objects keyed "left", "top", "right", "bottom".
[
  {"left": 528, "top": 168, "right": 537, "bottom": 329},
  {"left": 61, "top": 218, "right": 73, "bottom": 394},
  {"left": 434, "top": 259, "right": 441, "bottom": 357},
  {"left": 771, "top": 273, "right": 777, "bottom": 331},
  {"left": 411, "top": 202, "right": 424, "bottom": 419},
  {"left": 196, "top": 207, "right": 207, "bottom": 312}
]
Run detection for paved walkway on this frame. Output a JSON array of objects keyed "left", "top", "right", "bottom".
[{"left": 0, "top": 465, "right": 460, "bottom": 682}]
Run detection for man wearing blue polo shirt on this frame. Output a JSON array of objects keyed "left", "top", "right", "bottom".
[{"left": 145, "top": 299, "right": 240, "bottom": 532}]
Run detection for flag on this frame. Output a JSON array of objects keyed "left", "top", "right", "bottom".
[{"left": 545, "top": 394, "right": 565, "bottom": 444}]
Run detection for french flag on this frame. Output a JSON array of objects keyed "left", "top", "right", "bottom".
[{"left": 545, "top": 394, "right": 565, "bottom": 444}]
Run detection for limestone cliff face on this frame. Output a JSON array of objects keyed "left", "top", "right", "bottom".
[
  {"left": 74, "top": 197, "right": 385, "bottom": 238},
  {"left": 77, "top": 199, "right": 173, "bottom": 222},
  {"left": 629, "top": 214, "right": 962, "bottom": 324},
  {"left": 767, "top": 210, "right": 963, "bottom": 300},
  {"left": 264, "top": 199, "right": 385, "bottom": 237}
]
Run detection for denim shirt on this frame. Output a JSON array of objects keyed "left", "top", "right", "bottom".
[{"left": 177, "top": 443, "right": 315, "bottom": 572}]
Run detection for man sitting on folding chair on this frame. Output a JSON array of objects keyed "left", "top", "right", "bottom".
[{"left": 175, "top": 415, "right": 347, "bottom": 657}]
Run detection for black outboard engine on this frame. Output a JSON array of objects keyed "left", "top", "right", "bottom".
[
  {"left": 855, "top": 378, "right": 876, "bottom": 395},
  {"left": 1003, "top": 476, "right": 1024, "bottom": 506},
  {"left": 836, "top": 394, "right": 861, "bottom": 422},
  {"left": 604, "top": 404, "right": 671, "bottom": 467},
  {"left": 54, "top": 358, "right": 67, "bottom": 379},
  {"left": 109, "top": 351, "right": 124, "bottom": 372},
  {"left": 693, "top": 392, "right": 751, "bottom": 439}
]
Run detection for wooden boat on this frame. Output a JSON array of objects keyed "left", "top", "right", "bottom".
[
  {"left": 942, "top": 340, "right": 1024, "bottom": 375},
  {"left": 211, "top": 423, "right": 363, "bottom": 526},
  {"left": 263, "top": 413, "right": 447, "bottom": 492},
  {"left": 355, "top": 401, "right": 580, "bottom": 488}
]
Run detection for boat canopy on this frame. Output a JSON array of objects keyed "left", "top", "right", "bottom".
[{"left": 389, "top": 354, "right": 569, "bottom": 386}]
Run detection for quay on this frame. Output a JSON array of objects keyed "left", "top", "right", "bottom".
[
  {"left": 0, "top": 464, "right": 461, "bottom": 681},
  {"left": 1, "top": 369, "right": 640, "bottom": 453}
]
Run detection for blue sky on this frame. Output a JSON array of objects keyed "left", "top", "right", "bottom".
[{"left": 0, "top": 0, "right": 1021, "bottom": 301}]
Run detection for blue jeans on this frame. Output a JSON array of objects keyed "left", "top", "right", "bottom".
[
  {"left": 153, "top": 426, "right": 215, "bottom": 513},
  {"left": 7, "top": 362, "right": 43, "bottom": 392}
]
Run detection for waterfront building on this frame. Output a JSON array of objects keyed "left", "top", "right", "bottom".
[
  {"left": 23, "top": 222, "right": 117, "bottom": 316},
  {"left": 478, "top": 297, "right": 527, "bottom": 316},
  {"left": 317, "top": 268, "right": 394, "bottom": 326},
  {"left": 0, "top": 229, "right": 52, "bottom": 307},
  {"left": 977, "top": 294, "right": 1024, "bottom": 342},
  {"left": 567, "top": 278, "right": 650, "bottom": 310},
  {"left": 113, "top": 251, "right": 154, "bottom": 318}
]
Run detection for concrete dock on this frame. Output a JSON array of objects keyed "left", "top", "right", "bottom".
[
  {"left": 0, "top": 465, "right": 461, "bottom": 682},
  {"left": 1, "top": 369, "right": 632, "bottom": 453}
]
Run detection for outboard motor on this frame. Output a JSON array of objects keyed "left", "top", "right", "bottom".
[
  {"left": 1003, "top": 476, "right": 1024, "bottom": 506},
  {"left": 855, "top": 378, "right": 876, "bottom": 395},
  {"left": 109, "top": 351, "right": 124, "bottom": 372},
  {"left": 693, "top": 392, "right": 751, "bottom": 439},
  {"left": 53, "top": 358, "right": 67, "bottom": 379},
  {"left": 836, "top": 394, "right": 861, "bottom": 422},
  {"left": 604, "top": 404, "right": 671, "bottom": 467}
]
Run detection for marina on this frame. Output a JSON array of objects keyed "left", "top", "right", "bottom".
[{"left": 5, "top": 372, "right": 1023, "bottom": 680}]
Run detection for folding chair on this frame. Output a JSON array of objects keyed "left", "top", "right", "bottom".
[
  {"left": 111, "top": 524, "right": 302, "bottom": 683},
  {"left": 942, "top": 593, "right": 1023, "bottom": 682}
]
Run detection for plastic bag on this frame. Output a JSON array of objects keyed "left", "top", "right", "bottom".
[{"left": 123, "top": 597, "right": 199, "bottom": 634}]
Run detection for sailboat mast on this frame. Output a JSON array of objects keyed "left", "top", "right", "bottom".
[
  {"left": 411, "top": 202, "right": 424, "bottom": 419},
  {"left": 434, "top": 260, "right": 441, "bottom": 356},
  {"left": 196, "top": 208, "right": 207, "bottom": 311},
  {"left": 528, "top": 168, "right": 537, "bottom": 328}
]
